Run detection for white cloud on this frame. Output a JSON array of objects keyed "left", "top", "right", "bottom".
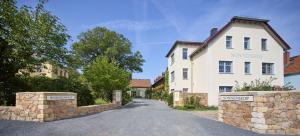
[{"left": 82, "top": 19, "right": 172, "bottom": 31}]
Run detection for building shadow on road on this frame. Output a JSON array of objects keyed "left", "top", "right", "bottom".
[{"left": 122, "top": 99, "right": 150, "bottom": 109}]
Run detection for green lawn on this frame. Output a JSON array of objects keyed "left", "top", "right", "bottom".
[{"left": 94, "top": 98, "right": 109, "bottom": 105}]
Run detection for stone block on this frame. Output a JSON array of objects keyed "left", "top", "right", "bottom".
[
  {"left": 251, "top": 118, "right": 265, "bottom": 124},
  {"left": 253, "top": 124, "right": 268, "bottom": 130},
  {"left": 296, "top": 104, "right": 300, "bottom": 109},
  {"left": 251, "top": 112, "right": 264, "bottom": 118}
]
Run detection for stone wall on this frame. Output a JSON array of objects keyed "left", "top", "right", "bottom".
[
  {"left": 173, "top": 91, "right": 208, "bottom": 107},
  {"left": 0, "top": 90, "right": 122, "bottom": 122},
  {"left": 219, "top": 91, "right": 300, "bottom": 135}
]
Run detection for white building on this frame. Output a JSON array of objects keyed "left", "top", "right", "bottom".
[{"left": 166, "top": 16, "right": 291, "bottom": 106}]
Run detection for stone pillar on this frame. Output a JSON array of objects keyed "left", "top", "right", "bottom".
[
  {"left": 16, "top": 92, "right": 77, "bottom": 122},
  {"left": 113, "top": 90, "right": 122, "bottom": 106},
  {"left": 173, "top": 91, "right": 183, "bottom": 107}
]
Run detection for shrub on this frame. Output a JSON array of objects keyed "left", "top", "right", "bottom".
[
  {"left": 122, "top": 90, "right": 132, "bottom": 105},
  {"left": 183, "top": 96, "right": 205, "bottom": 109},
  {"left": 167, "top": 92, "right": 173, "bottom": 107},
  {"left": 235, "top": 77, "right": 295, "bottom": 91}
]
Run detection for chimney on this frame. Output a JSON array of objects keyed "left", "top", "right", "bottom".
[
  {"left": 210, "top": 28, "right": 218, "bottom": 36},
  {"left": 284, "top": 51, "right": 290, "bottom": 66}
]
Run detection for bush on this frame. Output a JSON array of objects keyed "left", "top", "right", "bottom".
[
  {"left": 183, "top": 96, "right": 205, "bottom": 109},
  {"left": 235, "top": 77, "right": 295, "bottom": 91},
  {"left": 122, "top": 90, "right": 132, "bottom": 105},
  {"left": 167, "top": 92, "right": 173, "bottom": 107},
  {"left": 0, "top": 75, "right": 94, "bottom": 106}
]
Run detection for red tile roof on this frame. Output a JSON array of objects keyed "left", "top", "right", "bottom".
[
  {"left": 130, "top": 79, "right": 151, "bottom": 88},
  {"left": 285, "top": 55, "right": 300, "bottom": 75}
]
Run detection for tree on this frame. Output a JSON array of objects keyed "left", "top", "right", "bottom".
[
  {"left": 84, "top": 57, "right": 130, "bottom": 101},
  {"left": 72, "top": 27, "right": 144, "bottom": 73},
  {"left": 0, "top": 0, "right": 70, "bottom": 82}
]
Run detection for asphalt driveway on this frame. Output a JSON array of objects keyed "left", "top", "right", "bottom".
[{"left": 0, "top": 99, "right": 269, "bottom": 136}]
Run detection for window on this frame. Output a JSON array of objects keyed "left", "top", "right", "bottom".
[
  {"left": 261, "top": 39, "right": 267, "bottom": 51},
  {"left": 182, "top": 48, "right": 188, "bottom": 59},
  {"left": 183, "top": 88, "right": 188, "bottom": 92},
  {"left": 244, "top": 37, "right": 250, "bottom": 50},
  {"left": 244, "top": 62, "right": 251, "bottom": 74},
  {"left": 219, "top": 86, "right": 233, "bottom": 93},
  {"left": 262, "top": 63, "right": 274, "bottom": 75},
  {"left": 219, "top": 61, "right": 232, "bottom": 73},
  {"left": 171, "top": 53, "right": 175, "bottom": 64},
  {"left": 183, "top": 68, "right": 188, "bottom": 80},
  {"left": 171, "top": 71, "right": 175, "bottom": 82},
  {"left": 226, "top": 36, "right": 232, "bottom": 48}
]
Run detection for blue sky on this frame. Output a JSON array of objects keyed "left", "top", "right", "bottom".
[{"left": 19, "top": 0, "right": 300, "bottom": 83}]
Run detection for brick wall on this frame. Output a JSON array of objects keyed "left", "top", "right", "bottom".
[{"left": 219, "top": 91, "right": 300, "bottom": 135}]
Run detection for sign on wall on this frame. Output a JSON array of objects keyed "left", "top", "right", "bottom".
[
  {"left": 221, "top": 95, "right": 254, "bottom": 102},
  {"left": 116, "top": 92, "right": 121, "bottom": 102},
  {"left": 174, "top": 92, "right": 180, "bottom": 101},
  {"left": 46, "top": 95, "right": 75, "bottom": 100}
]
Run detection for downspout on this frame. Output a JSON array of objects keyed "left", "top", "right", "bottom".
[{"left": 191, "top": 58, "right": 194, "bottom": 93}]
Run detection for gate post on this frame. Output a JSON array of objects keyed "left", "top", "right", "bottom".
[{"left": 113, "top": 90, "right": 122, "bottom": 106}]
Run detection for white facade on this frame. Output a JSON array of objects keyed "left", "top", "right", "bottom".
[
  {"left": 167, "top": 17, "right": 289, "bottom": 106},
  {"left": 167, "top": 43, "right": 199, "bottom": 92}
]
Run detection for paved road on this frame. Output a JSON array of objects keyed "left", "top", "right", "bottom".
[{"left": 0, "top": 99, "right": 269, "bottom": 136}]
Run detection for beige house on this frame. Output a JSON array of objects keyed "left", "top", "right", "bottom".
[
  {"left": 166, "top": 16, "right": 291, "bottom": 106},
  {"left": 20, "top": 62, "right": 69, "bottom": 79}
]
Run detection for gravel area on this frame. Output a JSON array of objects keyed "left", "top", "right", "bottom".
[{"left": 0, "top": 99, "right": 271, "bottom": 136}]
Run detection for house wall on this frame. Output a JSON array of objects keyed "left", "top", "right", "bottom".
[
  {"left": 132, "top": 88, "right": 147, "bottom": 98},
  {"left": 168, "top": 44, "right": 198, "bottom": 92},
  {"left": 285, "top": 74, "right": 300, "bottom": 90},
  {"left": 28, "top": 62, "right": 69, "bottom": 79},
  {"left": 192, "top": 22, "right": 284, "bottom": 106}
]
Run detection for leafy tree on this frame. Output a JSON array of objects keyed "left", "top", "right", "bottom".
[
  {"left": 72, "top": 27, "right": 144, "bottom": 73},
  {"left": 84, "top": 57, "right": 130, "bottom": 101},
  {"left": 0, "top": 0, "right": 70, "bottom": 82}
]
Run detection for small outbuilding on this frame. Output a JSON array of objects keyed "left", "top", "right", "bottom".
[{"left": 130, "top": 79, "right": 151, "bottom": 98}]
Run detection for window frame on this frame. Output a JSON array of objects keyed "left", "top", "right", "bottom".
[
  {"left": 182, "top": 68, "right": 188, "bottom": 80},
  {"left": 171, "top": 71, "right": 175, "bottom": 82},
  {"left": 171, "top": 53, "right": 175, "bottom": 64},
  {"left": 226, "top": 36, "right": 233, "bottom": 49},
  {"left": 182, "top": 48, "right": 188, "bottom": 60},
  {"left": 183, "top": 88, "right": 188, "bottom": 92},
  {"left": 261, "top": 38, "right": 267, "bottom": 51},
  {"left": 262, "top": 63, "right": 274, "bottom": 75},
  {"left": 219, "top": 61, "right": 233, "bottom": 74},
  {"left": 219, "top": 86, "right": 233, "bottom": 93},
  {"left": 244, "top": 37, "right": 250, "bottom": 50},
  {"left": 244, "top": 62, "right": 251, "bottom": 74}
]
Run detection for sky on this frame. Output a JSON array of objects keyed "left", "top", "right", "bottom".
[{"left": 18, "top": 0, "right": 300, "bottom": 83}]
